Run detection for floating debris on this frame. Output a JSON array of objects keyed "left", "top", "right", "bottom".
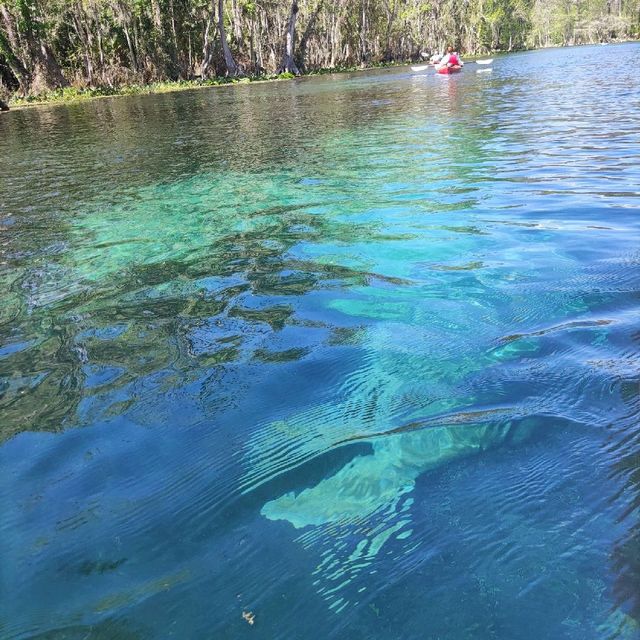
[{"left": 242, "top": 611, "right": 255, "bottom": 626}]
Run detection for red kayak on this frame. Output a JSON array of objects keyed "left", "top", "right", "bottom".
[{"left": 437, "top": 65, "right": 462, "bottom": 74}]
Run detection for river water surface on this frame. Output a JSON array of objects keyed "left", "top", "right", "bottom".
[{"left": 1, "top": 43, "right": 640, "bottom": 639}]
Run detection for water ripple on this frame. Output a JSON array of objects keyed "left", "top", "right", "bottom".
[{"left": 1, "top": 43, "right": 639, "bottom": 639}]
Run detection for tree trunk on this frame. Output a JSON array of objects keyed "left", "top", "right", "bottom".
[
  {"left": 330, "top": 8, "right": 341, "bottom": 67},
  {"left": 218, "top": 0, "right": 238, "bottom": 76},
  {"left": 278, "top": 1, "right": 300, "bottom": 74},
  {"left": 254, "top": 13, "right": 264, "bottom": 73},
  {"left": 123, "top": 24, "right": 138, "bottom": 71},
  {"left": 97, "top": 27, "right": 105, "bottom": 69},
  {"left": 232, "top": 0, "right": 242, "bottom": 43},
  {"left": 383, "top": 0, "right": 399, "bottom": 59},
  {"left": 169, "top": 0, "right": 179, "bottom": 58},
  {"left": 0, "top": 8, "right": 32, "bottom": 92},
  {"left": 201, "top": 12, "right": 215, "bottom": 76},
  {"left": 114, "top": 1, "right": 138, "bottom": 71},
  {"left": 151, "top": 0, "right": 162, "bottom": 31},
  {"left": 30, "top": 41, "right": 68, "bottom": 93},
  {"left": 298, "top": 0, "right": 323, "bottom": 71},
  {"left": 0, "top": 2, "right": 66, "bottom": 94},
  {"left": 72, "top": 7, "right": 94, "bottom": 84},
  {"left": 360, "top": 0, "right": 367, "bottom": 63}
]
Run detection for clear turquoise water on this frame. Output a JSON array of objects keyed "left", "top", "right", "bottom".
[{"left": 1, "top": 43, "right": 640, "bottom": 639}]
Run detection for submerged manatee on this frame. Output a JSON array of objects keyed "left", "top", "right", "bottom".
[
  {"left": 261, "top": 414, "right": 536, "bottom": 529},
  {"left": 254, "top": 388, "right": 539, "bottom": 611},
  {"left": 247, "top": 314, "right": 545, "bottom": 532}
]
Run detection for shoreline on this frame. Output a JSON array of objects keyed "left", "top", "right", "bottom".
[
  {"left": 4, "top": 39, "right": 637, "bottom": 111},
  {"left": 3, "top": 62, "right": 406, "bottom": 111}
]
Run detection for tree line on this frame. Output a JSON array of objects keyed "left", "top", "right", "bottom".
[{"left": 1, "top": 0, "right": 638, "bottom": 96}]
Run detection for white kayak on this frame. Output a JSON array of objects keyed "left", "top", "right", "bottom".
[
  {"left": 411, "top": 65, "right": 430, "bottom": 72},
  {"left": 476, "top": 58, "right": 494, "bottom": 65}
]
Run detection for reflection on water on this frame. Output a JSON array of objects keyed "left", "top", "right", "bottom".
[{"left": 1, "top": 44, "right": 640, "bottom": 639}]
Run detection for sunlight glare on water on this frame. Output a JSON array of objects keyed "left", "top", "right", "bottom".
[{"left": 1, "top": 43, "right": 640, "bottom": 640}]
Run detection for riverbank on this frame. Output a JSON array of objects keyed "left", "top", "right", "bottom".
[
  {"left": 3, "top": 61, "right": 405, "bottom": 110},
  {"left": 6, "top": 74, "right": 291, "bottom": 109}
]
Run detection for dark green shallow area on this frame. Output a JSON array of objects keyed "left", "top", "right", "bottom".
[{"left": 1, "top": 43, "right": 639, "bottom": 640}]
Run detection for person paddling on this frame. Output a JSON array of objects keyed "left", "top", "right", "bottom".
[{"left": 438, "top": 46, "right": 463, "bottom": 70}]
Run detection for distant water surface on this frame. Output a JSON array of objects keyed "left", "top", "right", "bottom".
[{"left": 1, "top": 43, "right": 639, "bottom": 639}]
